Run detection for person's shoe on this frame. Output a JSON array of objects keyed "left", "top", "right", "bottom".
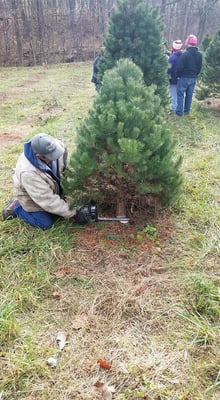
[{"left": 2, "top": 198, "right": 19, "bottom": 220}]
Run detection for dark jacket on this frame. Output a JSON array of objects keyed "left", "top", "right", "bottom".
[
  {"left": 91, "top": 54, "right": 105, "bottom": 84},
  {"left": 167, "top": 50, "right": 183, "bottom": 85},
  {"left": 176, "top": 46, "right": 202, "bottom": 78}
]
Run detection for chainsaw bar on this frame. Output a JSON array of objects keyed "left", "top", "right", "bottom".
[{"left": 98, "top": 216, "right": 129, "bottom": 223}]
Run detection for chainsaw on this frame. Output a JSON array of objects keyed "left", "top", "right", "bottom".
[
  {"left": 89, "top": 201, "right": 129, "bottom": 223},
  {"left": 75, "top": 201, "right": 129, "bottom": 224}
]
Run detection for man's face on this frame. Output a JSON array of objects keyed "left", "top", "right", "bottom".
[{"left": 36, "top": 154, "right": 52, "bottom": 164}]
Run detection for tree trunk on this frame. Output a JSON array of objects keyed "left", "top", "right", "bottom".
[
  {"left": 116, "top": 195, "right": 126, "bottom": 218},
  {"left": 2, "top": 0, "right": 10, "bottom": 65},
  {"left": 18, "top": 0, "right": 37, "bottom": 65},
  {"left": 69, "top": 0, "right": 76, "bottom": 31},
  {"left": 182, "top": 0, "right": 193, "bottom": 42},
  {"left": 36, "top": 0, "right": 46, "bottom": 63},
  {"left": 11, "top": 0, "right": 23, "bottom": 65},
  {"left": 197, "top": 0, "right": 218, "bottom": 44}
]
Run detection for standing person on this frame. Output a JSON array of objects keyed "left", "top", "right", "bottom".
[
  {"left": 167, "top": 40, "right": 183, "bottom": 112},
  {"left": 2, "top": 133, "right": 90, "bottom": 229},
  {"left": 91, "top": 47, "right": 105, "bottom": 92},
  {"left": 176, "top": 34, "right": 202, "bottom": 116}
]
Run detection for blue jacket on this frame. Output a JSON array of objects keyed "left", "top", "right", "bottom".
[{"left": 167, "top": 51, "right": 183, "bottom": 85}]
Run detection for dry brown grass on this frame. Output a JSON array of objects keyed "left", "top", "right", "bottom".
[
  {"left": 15, "top": 244, "right": 187, "bottom": 399},
  {"left": 3, "top": 233, "right": 202, "bottom": 399}
]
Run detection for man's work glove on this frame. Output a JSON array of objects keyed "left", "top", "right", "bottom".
[
  {"left": 74, "top": 205, "right": 91, "bottom": 225},
  {"left": 73, "top": 201, "right": 98, "bottom": 225}
]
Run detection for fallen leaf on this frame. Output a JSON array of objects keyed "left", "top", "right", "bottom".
[
  {"left": 52, "top": 291, "right": 61, "bottom": 300},
  {"left": 56, "top": 331, "right": 68, "bottom": 351},
  {"left": 55, "top": 267, "right": 72, "bottom": 277},
  {"left": 97, "top": 359, "right": 111, "bottom": 370},
  {"left": 72, "top": 313, "right": 88, "bottom": 330},
  {"left": 94, "top": 381, "right": 103, "bottom": 388},
  {"left": 94, "top": 382, "right": 115, "bottom": 400},
  {"left": 135, "top": 284, "right": 148, "bottom": 295}
]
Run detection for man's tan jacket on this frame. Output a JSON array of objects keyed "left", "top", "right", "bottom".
[{"left": 13, "top": 142, "right": 76, "bottom": 219}]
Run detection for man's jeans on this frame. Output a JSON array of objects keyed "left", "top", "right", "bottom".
[
  {"left": 169, "top": 84, "right": 177, "bottom": 111},
  {"left": 14, "top": 202, "right": 54, "bottom": 229},
  {"left": 176, "top": 77, "right": 196, "bottom": 116}
]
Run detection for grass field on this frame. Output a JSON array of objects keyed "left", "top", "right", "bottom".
[{"left": 0, "top": 62, "right": 220, "bottom": 400}]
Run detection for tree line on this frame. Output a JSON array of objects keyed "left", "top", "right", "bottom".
[{"left": 0, "top": 0, "right": 219, "bottom": 66}]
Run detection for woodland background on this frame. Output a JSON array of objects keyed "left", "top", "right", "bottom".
[{"left": 0, "top": 0, "right": 220, "bottom": 67}]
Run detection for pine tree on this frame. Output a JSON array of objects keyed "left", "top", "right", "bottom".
[
  {"left": 201, "top": 34, "right": 212, "bottom": 52},
  {"left": 64, "top": 59, "right": 182, "bottom": 217},
  {"left": 197, "top": 31, "right": 220, "bottom": 99},
  {"left": 99, "top": 0, "right": 169, "bottom": 107}
]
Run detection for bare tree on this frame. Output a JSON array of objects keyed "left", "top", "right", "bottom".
[
  {"left": 0, "top": 0, "right": 11, "bottom": 65},
  {"left": 11, "top": 0, "right": 23, "bottom": 64},
  {"left": 0, "top": 0, "right": 220, "bottom": 66},
  {"left": 18, "top": 0, "right": 37, "bottom": 64},
  {"left": 196, "top": 0, "right": 219, "bottom": 43}
]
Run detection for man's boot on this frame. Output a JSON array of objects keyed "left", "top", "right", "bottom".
[{"left": 2, "top": 198, "right": 19, "bottom": 220}]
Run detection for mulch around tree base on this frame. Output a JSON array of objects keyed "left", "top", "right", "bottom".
[{"left": 72, "top": 212, "right": 173, "bottom": 253}]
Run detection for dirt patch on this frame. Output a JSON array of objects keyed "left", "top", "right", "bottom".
[
  {"left": 200, "top": 97, "right": 220, "bottom": 113},
  {"left": 23, "top": 74, "right": 45, "bottom": 86},
  {"left": 0, "top": 132, "right": 23, "bottom": 142},
  {"left": 71, "top": 211, "right": 173, "bottom": 256},
  {"left": 0, "top": 132, "right": 24, "bottom": 150},
  {"left": 0, "top": 126, "right": 32, "bottom": 149}
]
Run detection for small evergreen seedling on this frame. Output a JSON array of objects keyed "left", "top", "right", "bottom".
[{"left": 65, "top": 59, "right": 182, "bottom": 217}]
